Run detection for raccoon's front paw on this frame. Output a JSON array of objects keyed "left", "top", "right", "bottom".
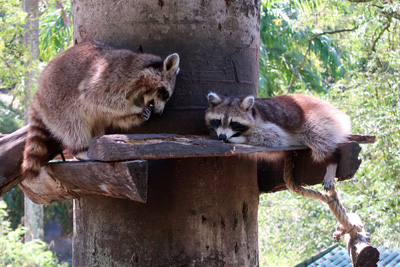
[
  {"left": 142, "top": 107, "right": 151, "bottom": 121},
  {"left": 228, "top": 136, "right": 248, "bottom": 144}
]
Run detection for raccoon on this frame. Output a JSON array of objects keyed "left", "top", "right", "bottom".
[
  {"left": 205, "top": 92, "right": 351, "bottom": 192},
  {"left": 22, "top": 41, "right": 180, "bottom": 179}
]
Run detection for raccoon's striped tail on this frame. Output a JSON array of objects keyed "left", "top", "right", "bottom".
[{"left": 22, "top": 107, "right": 51, "bottom": 179}]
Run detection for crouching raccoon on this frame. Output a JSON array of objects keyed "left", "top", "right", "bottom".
[{"left": 22, "top": 41, "right": 180, "bottom": 179}]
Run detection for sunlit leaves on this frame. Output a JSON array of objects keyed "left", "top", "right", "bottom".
[
  {"left": 0, "top": 201, "right": 68, "bottom": 267},
  {"left": 39, "top": 0, "right": 72, "bottom": 61},
  {"left": 0, "top": 0, "right": 27, "bottom": 91},
  {"left": 258, "top": 0, "right": 399, "bottom": 266},
  {"left": 0, "top": 0, "right": 72, "bottom": 119},
  {"left": 259, "top": 0, "right": 345, "bottom": 96}
]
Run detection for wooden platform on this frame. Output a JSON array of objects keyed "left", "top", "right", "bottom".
[{"left": 0, "top": 129, "right": 374, "bottom": 204}]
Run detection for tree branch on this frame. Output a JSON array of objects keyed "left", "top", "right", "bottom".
[
  {"left": 0, "top": 55, "right": 20, "bottom": 79},
  {"left": 348, "top": 0, "right": 373, "bottom": 2},
  {"left": 56, "top": 0, "right": 71, "bottom": 27},
  {"left": 360, "top": 2, "right": 400, "bottom": 20},
  {"left": 286, "top": 27, "right": 358, "bottom": 92},
  {"left": 371, "top": 19, "right": 391, "bottom": 53}
]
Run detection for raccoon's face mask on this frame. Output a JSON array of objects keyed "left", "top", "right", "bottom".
[
  {"left": 205, "top": 92, "right": 255, "bottom": 142},
  {"left": 143, "top": 53, "right": 180, "bottom": 116}
]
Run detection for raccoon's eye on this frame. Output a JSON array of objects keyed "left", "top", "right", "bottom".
[
  {"left": 231, "top": 132, "right": 242, "bottom": 138},
  {"left": 157, "top": 87, "right": 170, "bottom": 101},
  {"left": 230, "top": 121, "right": 249, "bottom": 133},
  {"left": 209, "top": 119, "right": 221, "bottom": 129}
]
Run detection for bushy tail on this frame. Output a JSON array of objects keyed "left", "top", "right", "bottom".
[{"left": 22, "top": 107, "right": 50, "bottom": 179}]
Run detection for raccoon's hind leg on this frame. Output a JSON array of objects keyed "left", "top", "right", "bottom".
[
  {"left": 301, "top": 131, "right": 341, "bottom": 192},
  {"left": 323, "top": 163, "right": 337, "bottom": 193},
  {"left": 56, "top": 120, "right": 96, "bottom": 161},
  {"left": 73, "top": 125, "right": 106, "bottom": 161}
]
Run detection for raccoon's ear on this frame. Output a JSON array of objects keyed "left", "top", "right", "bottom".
[
  {"left": 240, "top": 96, "right": 255, "bottom": 111},
  {"left": 207, "top": 92, "right": 222, "bottom": 107},
  {"left": 164, "top": 53, "right": 180, "bottom": 75}
]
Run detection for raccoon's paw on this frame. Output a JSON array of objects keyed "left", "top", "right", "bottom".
[
  {"left": 322, "top": 163, "right": 337, "bottom": 193},
  {"left": 322, "top": 179, "right": 334, "bottom": 192},
  {"left": 74, "top": 151, "right": 91, "bottom": 161},
  {"left": 142, "top": 107, "right": 151, "bottom": 121},
  {"left": 228, "top": 136, "right": 248, "bottom": 144}
]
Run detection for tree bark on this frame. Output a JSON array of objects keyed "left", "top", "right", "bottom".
[
  {"left": 72, "top": 0, "right": 261, "bottom": 265},
  {"left": 336, "top": 213, "right": 380, "bottom": 267},
  {"left": 19, "top": 160, "right": 148, "bottom": 204}
]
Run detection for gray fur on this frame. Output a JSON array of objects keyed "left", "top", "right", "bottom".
[{"left": 205, "top": 93, "right": 351, "bottom": 191}]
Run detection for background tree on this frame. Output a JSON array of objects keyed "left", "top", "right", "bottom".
[
  {"left": 0, "top": 0, "right": 73, "bottom": 256},
  {"left": 258, "top": 0, "right": 399, "bottom": 266},
  {"left": 23, "top": 0, "right": 44, "bottom": 243}
]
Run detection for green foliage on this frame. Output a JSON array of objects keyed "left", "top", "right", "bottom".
[
  {"left": 329, "top": 57, "right": 400, "bottom": 249},
  {"left": 258, "top": 0, "right": 399, "bottom": 266},
  {"left": 0, "top": 0, "right": 29, "bottom": 109},
  {"left": 0, "top": 0, "right": 72, "bottom": 120},
  {"left": 0, "top": 200, "right": 68, "bottom": 267},
  {"left": 259, "top": 0, "right": 345, "bottom": 96},
  {"left": 0, "top": 0, "right": 73, "bottom": 239},
  {"left": 2, "top": 187, "right": 24, "bottom": 229},
  {"left": 39, "top": 0, "right": 72, "bottom": 61},
  {"left": 0, "top": 100, "right": 23, "bottom": 134},
  {"left": 259, "top": 190, "right": 336, "bottom": 266},
  {"left": 44, "top": 201, "right": 73, "bottom": 235},
  {"left": 3, "top": 187, "right": 73, "bottom": 235}
]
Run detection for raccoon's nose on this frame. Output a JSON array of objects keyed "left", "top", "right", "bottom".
[
  {"left": 147, "top": 100, "right": 154, "bottom": 109},
  {"left": 218, "top": 134, "right": 227, "bottom": 142}
]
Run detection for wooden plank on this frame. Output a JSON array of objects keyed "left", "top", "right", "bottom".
[
  {"left": 348, "top": 134, "right": 375, "bottom": 144},
  {"left": 88, "top": 134, "right": 308, "bottom": 161},
  {"left": 0, "top": 130, "right": 373, "bottom": 198},
  {"left": 19, "top": 160, "right": 147, "bottom": 204},
  {"left": 258, "top": 141, "right": 362, "bottom": 193}
]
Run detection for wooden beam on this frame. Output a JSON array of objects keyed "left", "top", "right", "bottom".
[
  {"left": 88, "top": 134, "right": 308, "bottom": 161},
  {"left": 0, "top": 131, "right": 374, "bottom": 198},
  {"left": 88, "top": 134, "right": 374, "bottom": 162},
  {"left": 258, "top": 141, "right": 362, "bottom": 193},
  {"left": 348, "top": 134, "right": 376, "bottom": 144},
  {"left": 19, "top": 160, "right": 147, "bottom": 204},
  {"left": 0, "top": 125, "right": 62, "bottom": 197}
]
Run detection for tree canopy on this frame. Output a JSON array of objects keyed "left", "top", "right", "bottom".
[{"left": 258, "top": 0, "right": 399, "bottom": 265}]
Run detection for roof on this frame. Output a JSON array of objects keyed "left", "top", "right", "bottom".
[{"left": 295, "top": 244, "right": 400, "bottom": 267}]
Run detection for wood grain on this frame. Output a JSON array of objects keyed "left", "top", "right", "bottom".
[{"left": 19, "top": 160, "right": 147, "bottom": 204}]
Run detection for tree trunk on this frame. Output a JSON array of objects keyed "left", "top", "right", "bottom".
[
  {"left": 23, "top": 0, "right": 39, "bottom": 116},
  {"left": 72, "top": 0, "right": 260, "bottom": 265},
  {"left": 23, "top": 0, "right": 43, "bottom": 242}
]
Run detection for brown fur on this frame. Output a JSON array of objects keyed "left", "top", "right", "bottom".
[{"left": 22, "top": 41, "right": 180, "bottom": 179}]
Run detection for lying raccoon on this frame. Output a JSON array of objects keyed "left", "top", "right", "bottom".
[
  {"left": 22, "top": 41, "right": 180, "bottom": 179},
  {"left": 205, "top": 93, "right": 351, "bottom": 192}
]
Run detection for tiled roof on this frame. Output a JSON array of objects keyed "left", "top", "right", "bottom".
[{"left": 295, "top": 245, "right": 400, "bottom": 267}]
